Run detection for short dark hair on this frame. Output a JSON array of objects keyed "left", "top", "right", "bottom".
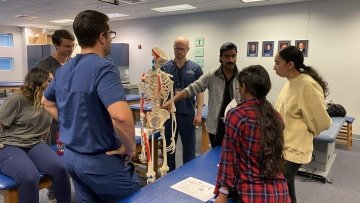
[
  {"left": 220, "top": 42, "right": 237, "bottom": 56},
  {"left": 51, "top": 29, "right": 75, "bottom": 46},
  {"left": 73, "top": 10, "right": 110, "bottom": 48}
]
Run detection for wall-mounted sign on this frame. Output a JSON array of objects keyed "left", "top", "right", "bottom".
[{"left": 195, "top": 37, "right": 204, "bottom": 47}]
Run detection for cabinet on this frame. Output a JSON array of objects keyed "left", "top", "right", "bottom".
[
  {"left": 105, "top": 43, "right": 129, "bottom": 66},
  {"left": 28, "top": 33, "right": 52, "bottom": 45},
  {"left": 105, "top": 43, "right": 129, "bottom": 82},
  {"left": 27, "top": 45, "right": 55, "bottom": 70}
]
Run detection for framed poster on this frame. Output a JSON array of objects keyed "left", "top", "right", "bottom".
[
  {"left": 247, "top": 41, "right": 258, "bottom": 57},
  {"left": 278, "top": 40, "right": 291, "bottom": 51},
  {"left": 195, "top": 37, "right": 204, "bottom": 47},
  {"left": 295, "top": 40, "right": 309, "bottom": 57},
  {"left": 194, "top": 48, "right": 204, "bottom": 57},
  {"left": 262, "top": 41, "right": 274, "bottom": 57},
  {"left": 194, "top": 58, "right": 204, "bottom": 67}
]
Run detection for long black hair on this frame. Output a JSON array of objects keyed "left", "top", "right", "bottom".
[
  {"left": 238, "top": 65, "right": 285, "bottom": 178},
  {"left": 278, "top": 46, "right": 329, "bottom": 97}
]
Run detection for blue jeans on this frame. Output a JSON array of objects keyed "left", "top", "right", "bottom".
[
  {"left": 0, "top": 143, "right": 71, "bottom": 203},
  {"left": 165, "top": 113, "right": 196, "bottom": 172},
  {"left": 64, "top": 148, "right": 140, "bottom": 203}
]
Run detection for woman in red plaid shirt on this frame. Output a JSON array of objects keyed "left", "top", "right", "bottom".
[{"left": 214, "top": 65, "right": 290, "bottom": 203}]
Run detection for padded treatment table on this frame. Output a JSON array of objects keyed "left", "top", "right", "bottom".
[
  {"left": 129, "top": 103, "right": 152, "bottom": 111},
  {"left": 336, "top": 116, "right": 355, "bottom": 150},
  {"left": 0, "top": 80, "right": 24, "bottom": 97},
  {"left": 0, "top": 127, "right": 160, "bottom": 203},
  {"left": 129, "top": 103, "right": 152, "bottom": 122},
  {"left": 298, "top": 116, "right": 346, "bottom": 183},
  {"left": 125, "top": 94, "right": 141, "bottom": 105},
  {"left": 0, "top": 81, "right": 24, "bottom": 90},
  {"left": 200, "top": 106, "right": 210, "bottom": 153},
  {"left": 120, "top": 146, "right": 234, "bottom": 203},
  {"left": 130, "top": 104, "right": 210, "bottom": 154}
]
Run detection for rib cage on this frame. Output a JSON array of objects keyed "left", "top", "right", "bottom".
[{"left": 142, "top": 69, "right": 173, "bottom": 108}]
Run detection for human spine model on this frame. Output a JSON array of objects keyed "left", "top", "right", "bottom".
[{"left": 138, "top": 47, "right": 176, "bottom": 183}]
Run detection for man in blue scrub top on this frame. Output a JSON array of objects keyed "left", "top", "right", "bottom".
[
  {"left": 41, "top": 10, "right": 139, "bottom": 203},
  {"left": 161, "top": 36, "right": 204, "bottom": 171}
]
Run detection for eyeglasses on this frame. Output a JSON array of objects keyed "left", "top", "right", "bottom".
[
  {"left": 62, "top": 43, "right": 77, "bottom": 49},
  {"left": 108, "top": 30, "right": 116, "bottom": 39},
  {"left": 173, "top": 47, "right": 187, "bottom": 52}
]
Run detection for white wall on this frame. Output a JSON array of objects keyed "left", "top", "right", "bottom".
[
  {"left": 0, "top": 26, "right": 26, "bottom": 80},
  {"left": 1, "top": 0, "right": 359, "bottom": 133},
  {"left": 108, "top": 0, "right": 360, "bottom": 134}
]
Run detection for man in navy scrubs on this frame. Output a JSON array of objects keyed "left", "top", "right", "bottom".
[
  {"left": 161, "top": 36, "right": 204, "bottom": 171},
  {"left": 42, "top": 10, "right": 139, "bottom": 202}
]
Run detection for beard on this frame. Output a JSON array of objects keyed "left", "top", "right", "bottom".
[
  {"left": 105, "top": 45, "right": 112, "bottom": 56},
  {"left": 175, "top": 53, "right": 184, "bottom": 59}
]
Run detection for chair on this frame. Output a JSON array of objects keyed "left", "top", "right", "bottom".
[{"left": 0, "top": 173, "right": 52, "bottom": 203}]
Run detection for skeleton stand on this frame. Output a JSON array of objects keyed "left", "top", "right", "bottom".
[{"left": 138, "top": 47, "right": 176, "bottom": 183}]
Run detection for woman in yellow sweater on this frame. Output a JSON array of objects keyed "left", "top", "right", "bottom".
[{"left": 274, "top": 46, "right": 331, "bottom": 203}]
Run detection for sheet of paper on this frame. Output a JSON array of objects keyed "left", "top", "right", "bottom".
[{"left": 170, "top": 177, "right": 215, "bottom": 202}]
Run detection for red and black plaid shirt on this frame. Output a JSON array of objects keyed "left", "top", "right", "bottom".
[{"left": 215, "top": 98, "right": 290, "bottom": 203}]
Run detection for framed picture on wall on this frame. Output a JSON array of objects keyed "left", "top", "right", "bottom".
[
  {"left": 195, "top": 37, "right": 204, "bottom": 47},
  {"left": 247, "top": 41, "right": 258, "bottom": 57},
  {"left": 278, "top": 40, "right": 291, "bottom": 51},
  {"left": 295, "top": 40, "right": 309, "bottom": 57},
  {"left": 262, "top": 41, "right": 274, "bottom": 57},
  {"left": 194, "top": 48, "right": 204, "bottom": 57}
]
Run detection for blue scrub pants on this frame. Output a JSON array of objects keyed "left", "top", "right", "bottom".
[
  {"left": 165, "top": 113, "right": 196, "bottom": 172},
  {"left": 0, "top": 143, "right": 71, "bottom": 203},
  {"left": 64, "top": 148, "right": 140, "bottom": 203}
]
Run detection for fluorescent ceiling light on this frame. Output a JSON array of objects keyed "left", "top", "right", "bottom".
[
  {"left": 152, "top": 4, "right": 196, "bottom": 13},
  {"left": 98, "top": 0, "right": 119, "bottom": 5},
  {"left": 241, "top": 0, "right": 267, "bottom": 2},
  {"left": 107, "top": 13, "right": 129, "bottom": 18},
  {"left": 15, "top": 15, "right": 38, "bottom": 20},
  {"left": 50, "top": 19, "right": 74, "bottom": 24},
  {"left": 119, "top": 0, "right": 146, "bottom": 5}
]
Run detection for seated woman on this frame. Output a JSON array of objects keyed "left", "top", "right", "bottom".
[
  {"left": 214, "top": 65, "right": 290, "bottom": 203},
  {"left": 0, "top": 68, "right": 71, "bottom": 203}
]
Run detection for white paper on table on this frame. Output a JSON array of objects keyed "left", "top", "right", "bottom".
[{"left": 170, "top": 177, "right": 215, "bottom": 202}]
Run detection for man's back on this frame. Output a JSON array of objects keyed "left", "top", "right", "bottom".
[
  {"left": 42, "top": 10, "right": 139, "bottom": 202},
  {"left": 48, "top": 53, "right": 126, "bottom": 154}
]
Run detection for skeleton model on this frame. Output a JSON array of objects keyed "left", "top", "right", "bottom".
[{"left": 138, "top": 47, "right": 176, "bottom": 183}]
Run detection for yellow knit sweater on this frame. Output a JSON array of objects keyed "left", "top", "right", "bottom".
[{"left": 275, "top": 74, "right": 331, "bottom": 164}]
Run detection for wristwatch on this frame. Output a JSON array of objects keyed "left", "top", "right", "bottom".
[{"left": 219, "top": 187, "right": 229, "bottom": 195}]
